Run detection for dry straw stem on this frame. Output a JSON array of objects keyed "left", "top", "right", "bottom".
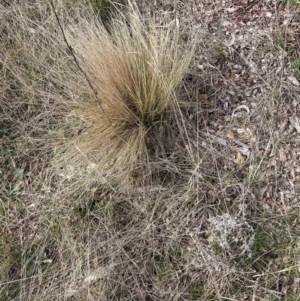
[{"left": 52, "top": 0, "right": 196, "bottom": 186}]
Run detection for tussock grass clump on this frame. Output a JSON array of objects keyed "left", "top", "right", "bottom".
[{"left": 53, "top": 1, "right": 195, "bottom": 186}]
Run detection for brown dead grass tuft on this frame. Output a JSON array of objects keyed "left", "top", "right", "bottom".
[{"left": 46, "top": 0, "right": 196, "bottom": 188}]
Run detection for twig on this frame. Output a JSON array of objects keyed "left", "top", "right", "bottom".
[{"left": 49, "top": 0, "right": 111, "bottom": 122}]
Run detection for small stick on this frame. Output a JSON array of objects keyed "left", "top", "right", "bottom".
[{"left": 49, "top": 0, "right": 111, "bottom": 123}]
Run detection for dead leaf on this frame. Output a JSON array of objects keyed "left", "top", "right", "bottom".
[
  {"left": 236, "top": 127, "right": 255, "bottom": 143},
  {"left": 278, "top": 149, "right": 286, "bottom": 162},
  {"left": 227, "top": 7, "right": 239, "bottom": 13},
  {"left": 289, "top": 116, "right": 300, "bottom": 133},
  {"left": 290, "top": 167, "right": 295, "bottom": 182},
  {"left": 226, "top": 130, "right": 235, "bottom": 139},
  {"left": 198, "top": 93, "right": 207, "bottom": 101},
  {"left": 288, "top": 76, "right": 300, "bottom": 87},
  {"left": 235, "top": 152, "right": 245, "bottom": 165},
  {"left": 230, "top": 72, "right": 236, "bottom": 80}
]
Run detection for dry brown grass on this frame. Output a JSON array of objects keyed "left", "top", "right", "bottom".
[
  {"left": 51, "top": 0, "right": 196, "bottom": 188},
  {"left": 1, "top": 0, "right": 300, "bottom": 301}
]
